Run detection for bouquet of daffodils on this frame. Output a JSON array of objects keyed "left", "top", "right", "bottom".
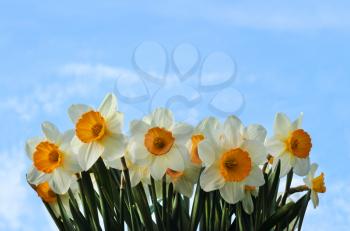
[{"left": 26, "top": 93, "right": 325, "bottom": 231}]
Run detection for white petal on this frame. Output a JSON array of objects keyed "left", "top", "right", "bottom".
[
  {"left": 244, "top": 124, "right": 267, "bottom": 142},
  {"left": 200, "top": 164, "right": 225, "bottom": 191},
  {"left": 104, "top": 157, "right": 123, "bottom": 170},
  {"left": 311, "top": 191, "right": 319, "bottom": 208},
  {"left": 224, "top": 116, "right": 243, "bottom": 147},
  {"left": 219, "top": 182, "right": 245, "bottom": 204},
  {"left": 129, "top": 170, "right": 142, "bottom": 187},
  {"left": 174, "top": 179, "right": 193, "bottom": 197},
  {"left": 130, "top": 120, "right": 149, "bottom": 136},
  {"left": 172, "top": 123, "right": 193, "bottom": 143},
  {"left": 49, "top": 169, "right": 73, "bottom": 194},
  {"left": 150, "top": 156, "right": 167, "bottom": 180},
  {"left": 291, "top": 112, "right": 304, "bottom": 130},
  {"left": 196, "top": 117, "right": 219, "bottom": 134},
  {"left": 277, "top": 153, "right": 293, "bottom": 177},
  {"left": 98, "top": 93, "right": 118, "bottom": 119},
  {"left": 265, "top": 138, "right": 286, "bottom": 156},
  {"left": 274, "top": 113, "right": 291, "bottom": 139},
  {"left": 42, "top": 122, "right": 61, "bottom": 143},
  {"left": 242, "top": 195, "right": 254, "bottom": 214},
  {"left": 27, "top": 167, "right": 49, "bottom": 185},
  {"left": 78, "top": 142, "right": 104, "bottom": 171},
  {"left": 245, "top": 165, "right": 265, "bottom": 187},
  {"left": 107, "top": 112, "right": 124, "bottom": 134},
  {"left": 71, "top": 136, "right": 84, "bottom": 153},
  {"left": 198, "top": 140, "right": 217, "bottom": 166},
  {"left": 241, "top": 140, "right": 267, "bottom": 165},
  {"left": 61, "top": 151, "right": 81, "bottom": 173},
  {"left": 166, "top": 147, "right": 185, "bottom": 172},
  {"left": 60, "top": 130, "right": 75, "bottom": 147},
  {"left": 101, "top": 134, "right": 127, "bottom": 161},
  {"left": 151, "top": 108, "right": 174, "bottom": 129},
  {"left": 293, "top": 157, "right": 310, "bottom": 176},
  {"left": 128, "top": 137, "right": 150, "bottom": 163},
  {"left": 309, "top": 163, "right": 318, "bottom": 178},
  {"left": 68, "top": 104, "right": 92, "bottom": 124},
  {"left": 25, "top": 137, "right": 42, "bottom": 159}
]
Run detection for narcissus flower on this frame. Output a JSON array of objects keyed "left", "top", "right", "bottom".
[
  {"left": 26, "top": 122, "right": 81, "bottom": 194},
  {"left": 266, "top": 113, "right": 312, "bottom": 176},
  {"left": 68, "top": 93, "right": 127, "bottom": 170},
  {"left": 199, "top": 116, "right": 267, "bottom": 204},
  {"left": 303, "top": 163, "right": 326, "bottom": 208},
  {"left": 242, "top": 185, "right": 258, "bottom": 214},
  {"left": 128, "top": 108, "right": 193, "bottom": 180},
  {"left": 165, "top": 156, "right": 201, "bottom": 197}
]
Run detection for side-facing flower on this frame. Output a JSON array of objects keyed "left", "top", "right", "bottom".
[
  {"left": 165, "top": 156, "right": 201, "bottom": 197},
  {"left": 68, "top": 93, "right": 127, "bottom": 170},
  {"left": 26, "top": 122, "right": 80, "bottom": 194},
  {"left": 198, "top": 116, "right": 267, "bottom": 204},
  {"left": 266, "top": 113, "right": 312, "bottom": 176},
  {"left": 242, "top": 185, "right": 258, "bottom": 214},
  {"left": 303, "top": 163, "right": 326, "bottom": 208},
  {"left": 128, "top": 108, "right": 193, "bottom": 180},
  {"left": 188, "top": 117, "right": 218, "bottom": 166}
]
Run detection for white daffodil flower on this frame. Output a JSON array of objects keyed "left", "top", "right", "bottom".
[
  {"left": 26, "top": 122, "right": 81, "bottom": 194},
  {"left": 68, "top": 93, "right": 127, "bottom": 171},
  {"left": 266, "top": 113, "right": 312, "bottom": 177},
  {"left": 198, "top": 116, "right": 267, "bottom": 204},
  {"left": 165, "top": 154, "right": 201, "bottom": 198},
  {"left": 303, "top": 163, "right": 326, "bottom": 208},
  {"left": 128, "top": 108, "right": 193, "bottom": 180}
]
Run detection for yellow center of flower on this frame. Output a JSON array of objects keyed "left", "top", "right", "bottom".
[
  {"left": 244, "top": 185, "right": 256, "bottom": 192},
  {"left": 36, "top": 182, "right": 57, "bottom": 203},
  {"left": 286, "top": 129, "right": 312, "bottom": 158},
  {"left": 190, "top": 134, "right": 204, "bottom": 164},
  {"left": 166, "top": 168, "right": 184, "bottom": 181},
  {"left": 144, "top": 127, "right": 175, "bottom": 156},
  {"left": 312, "top": 173, "right": 326, "bottom": 193},
  {"left": 219, "top": 148, "right": 252, "bottom": 182},
  {"left": 76, "top": 111, "right": 107, "bottom": 143},
  {"left": 33, "top": 141, "right": 64, "bottom": 173}
]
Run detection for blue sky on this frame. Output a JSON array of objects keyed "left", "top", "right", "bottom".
[{"left": 1, "top": 0, "right": 350, "bottom": 230}]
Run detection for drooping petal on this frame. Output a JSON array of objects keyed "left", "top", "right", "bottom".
[
  {"left": 200, "top": 164, "right": 225, "bottom": 192},
  {"left": 172, "top": 123, "right": 193, "bottom": 143},
  {"left": 311, "top": 191, "right": 319, "bottom": 208},
  {"left": 223, "top": 116, "right": 243, "bottom": 147},
  {"left": 219, "top": 182, "right": 245, "bottom": 204},
  {"left": 78, "top": 142, "right": 104, "bottom": 171},
  {"left": 104, "top": 157, "right": 123, "bottom": 170},
  {"left": 244, "top": 124, "right": 267, "bottom": 143},
  {"left": 101, "top": 134, "right": 127, "bottom": 161},
  {"left": 42, "top": 122, "right": 61, "bottom": 143},
  {"left": 128, "top": 137, "right": 150, "bottom": 163},
  {"left": 309, "top": 163, "right": 318, "bottom": 178},
  {"left": 129, "top": 170, "right": 142, "bottom": 187},
  {"left": 27, "top": 167, "right": 49, "bottom": 185},
  {"left": 98, "top": 93, "right": 118, "bottom": 119},
  {"left": 265, "top": 138, "right": 286, "bottom": 156},
  {"left": 241, "top": 140, "right": 267, "bottom": 165},
  {"left": 107, "top": 112, "right": 124, "bottom": 134},
  {"left": 25, "top": 137, "right": 42, "bottom": 159},
  {"left": 61, "top": 151, "right": 81, "bottom": 173},
  {"left": 293, "top": 157, "right": 310, "bottom": 176},
  {"left": 151, "top": 108, "right": 174, "bottom": 129},
  {"left": 198, "top": 140, "right": 217, "bottom": 166},
  {"left": 49, "top": 169, "right": 73, "bottom": 194},
  {"left": 68, "top": 104, "right": 92, "bottom": 124},
  {"left": 242, "top": 194, "right": 254, "bottom": 214},
  {"left": 174, "top": 179, "right": 193, "bottom": 198},
  {"left": 150, "top": 156, "right": 168, "bottom": 180},
  {"left": 274, "top": 113, "right": 291, "bottom": 139},
  {"left": 245, "top": 165, "right": 265, "bottom": 187}
]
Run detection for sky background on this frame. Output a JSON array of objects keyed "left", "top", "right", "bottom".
[{"left": 1, "top": 0, "right": 350, "bottom": 230}]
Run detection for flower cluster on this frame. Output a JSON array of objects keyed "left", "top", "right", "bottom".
[{"left": 26, "top": 93, "right": 326, "bottom": 230}]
